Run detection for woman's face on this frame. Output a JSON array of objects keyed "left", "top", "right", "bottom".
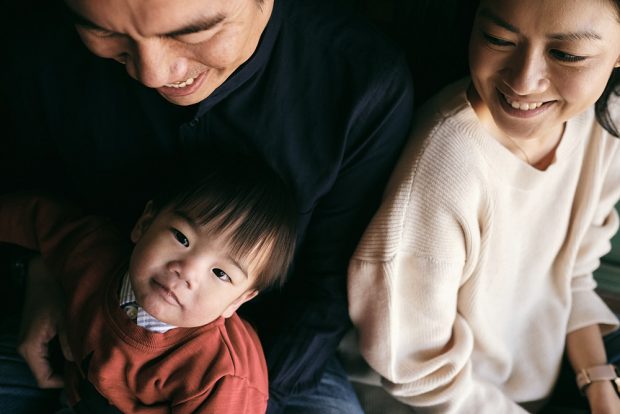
[{"left": 468, "top": 0, "right": 620, "bottom": 143}]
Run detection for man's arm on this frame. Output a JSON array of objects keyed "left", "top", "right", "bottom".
[{"left": 261, "top": 56, "right": 414, "bottom": 410}]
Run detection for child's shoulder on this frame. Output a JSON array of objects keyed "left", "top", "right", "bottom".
[
  {"left": 220, "top": 314, "right": 267, "bottom": 376},
  {"left": 210, "top": 314, "right": 269, "bottom": 393},
  {"left": 187, "top": 314, "right": 267, "bottom": 384}
]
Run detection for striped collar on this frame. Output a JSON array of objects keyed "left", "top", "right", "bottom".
[{"left": 119, "top": 272, "right": 176, "bottom": 333}]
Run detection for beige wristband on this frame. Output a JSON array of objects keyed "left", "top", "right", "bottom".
[{"left": 576, "top": 364, "right": 620, "bottom": 395}]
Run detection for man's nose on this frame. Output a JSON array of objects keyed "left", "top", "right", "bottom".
[
  {"left": 129, "top": 38, "right": 189, "bottom": 88},
  {"left": 503, "top": 47, "right": 550, "bottom": 96}
]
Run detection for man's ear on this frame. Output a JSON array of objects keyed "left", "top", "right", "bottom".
[
  {"left": 221, "top": 289, "right": 259, "bottom": 318},
  {"left": 130, "top": 201, "right": 157, "bottom": 243}
]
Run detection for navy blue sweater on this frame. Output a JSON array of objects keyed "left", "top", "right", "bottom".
[{"left": 1, "top": 0, "right": 414, "bottom": 409}]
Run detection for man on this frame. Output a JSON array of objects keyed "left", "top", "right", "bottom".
[{"left": 0, "top": 0, "right": 413, "bottom": 412}]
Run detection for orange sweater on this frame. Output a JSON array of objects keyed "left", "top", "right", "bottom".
[{"left": 0, "top": 195, "right": 268, "bottom": 413}]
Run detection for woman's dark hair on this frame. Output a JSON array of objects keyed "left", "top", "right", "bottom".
[
  {"left": 151, "top": 151, "right": 297, "bottom": 291},
  {"left": 596, "top": 0, "right": 620, "bottom": 137}
]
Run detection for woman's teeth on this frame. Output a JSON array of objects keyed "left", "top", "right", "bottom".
[{"left": 504, "top": 96, "right": 544, "bottom": 111}]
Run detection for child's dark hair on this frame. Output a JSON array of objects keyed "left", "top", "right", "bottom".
[
  {"left": 595, "top": 0, "right": 620, "bottom": 138},
  {"left": 151, "top": 152, "right": 297, "bottom": 291}
]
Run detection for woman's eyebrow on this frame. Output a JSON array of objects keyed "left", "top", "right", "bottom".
[
  {"left": 547, "top": 31, "right": 602, "bottom": 42},
  {"left": 479, "top": 7, "right": 602, "bottom": 42}
]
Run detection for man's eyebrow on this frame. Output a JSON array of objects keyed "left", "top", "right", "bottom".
[
  {"left": 478, "top": 8, "right": 519, "bottom": 34},
  {"left": 64, "top": 4, "right": 225, "bottom": 38},
  {"left": 64, "top": 5, "right": 112, "bottom": 32},
  {"left": 163, "top": 15, "right": 226, "bottom": 38}
]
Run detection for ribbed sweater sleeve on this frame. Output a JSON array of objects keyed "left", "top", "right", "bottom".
[
  {"left": 349, "top": 96, "right": 526, "bottom": 413},
  {"left": 568, "top": 123, "right": 620, "bottom": 334}
]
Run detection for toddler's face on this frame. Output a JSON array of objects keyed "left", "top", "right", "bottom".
[{"left": 127, "top": 203, "right": 258, "bottom": 327}]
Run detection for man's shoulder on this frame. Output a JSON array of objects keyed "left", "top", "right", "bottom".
[{"left": 280, "top": 0, "right": 406, "bottom": 70}]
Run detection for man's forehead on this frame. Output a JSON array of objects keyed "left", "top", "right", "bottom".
[{"left": 65, "top": 0, "right": 245, "bottom": 36}]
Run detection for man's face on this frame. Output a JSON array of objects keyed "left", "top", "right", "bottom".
[
  {"left": 66, "top": 0, "right": 273, "bottom": 106},
  {"left": 128, "top": 203, "right": 259, "bottom": 327}
]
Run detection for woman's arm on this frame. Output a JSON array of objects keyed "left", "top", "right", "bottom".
[{"left": 567, "top": 325, "right": 620, "bottom": 414}]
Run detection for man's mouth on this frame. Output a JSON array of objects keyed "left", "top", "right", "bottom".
[
  {"left": 156, "top": 71, "right": 208, "bottom": 99},
  {"left": 164, "top": 75, "right": 199, "bottom": 89}
]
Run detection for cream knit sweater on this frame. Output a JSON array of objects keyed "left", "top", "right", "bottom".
[{"left": 348, "top": 79, "right": 620, "bottom": 413}]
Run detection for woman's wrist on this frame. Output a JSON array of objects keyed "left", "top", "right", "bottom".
[{"left": 586, "top": 380, "right": 620, "bottom": 413}]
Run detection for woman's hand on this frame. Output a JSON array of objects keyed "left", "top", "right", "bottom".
[
  {"left": 16, "top": 255, "right": 72, "bottom": 388},
  {"left": 587, "top": 380, "right": 620, "bottom": 414}
]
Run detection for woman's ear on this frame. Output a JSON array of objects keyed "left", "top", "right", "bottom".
[{"left": 130, "top": 201, "right": 157, "bottom": 243}]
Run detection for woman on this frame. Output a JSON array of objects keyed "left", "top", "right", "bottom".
[{"left": 348, "top": 0, "right": 620, "bottom": 412}]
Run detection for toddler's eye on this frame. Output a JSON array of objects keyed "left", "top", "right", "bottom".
[
  {"left": 212, "top": 268, "right": 232, "bottom": 283},
  {"left": 172, "top": 229, "right": 189, "bottom": 247}
]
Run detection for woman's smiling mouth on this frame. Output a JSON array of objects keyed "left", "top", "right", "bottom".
[{"left": 497, "top": 90, "right": 554, "bottom": 118}]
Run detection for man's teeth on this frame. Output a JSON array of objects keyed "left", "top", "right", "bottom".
[
  {"left": 165, "top": 76, "right": 196, "bottom": 88},
  {"left": 504, "top": 96, "right": 544, "bottom": 111}
]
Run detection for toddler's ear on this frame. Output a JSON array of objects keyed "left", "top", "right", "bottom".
[
  {"left": 130, "top": 201, "right": 156, "bottom": 243},
  {"left": 221, "top": 290, "right": 259, "bottom": 318}
]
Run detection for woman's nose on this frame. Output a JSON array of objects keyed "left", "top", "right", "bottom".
[{"left": 503, "top": 47, "right": 550, "bottom": 96}]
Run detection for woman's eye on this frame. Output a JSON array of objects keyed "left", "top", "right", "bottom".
[
  {"left": 172, "top": 229, "right": 189, "bottom": 247},
  {"left": 482, "top": 32, "right": 513, "bottom": 47},
  {"left": 549, "top": 49, "right": 587, "bottom": 63},
  {"left": 212, "top": 268, "right": 232, "bottom": 283}
]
